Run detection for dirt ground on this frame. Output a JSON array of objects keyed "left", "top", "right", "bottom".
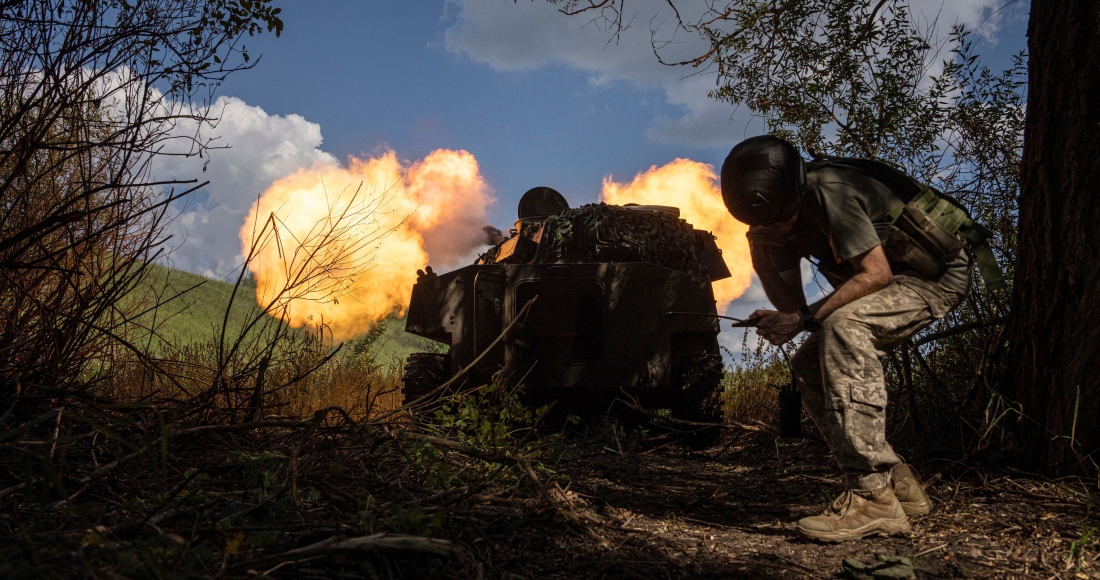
[
  {"left": 5, "top": 419, "right": 1095, "bottom": 579},
  {"left": 455, "top": 432, "right": 1098, "bottom": 579}
]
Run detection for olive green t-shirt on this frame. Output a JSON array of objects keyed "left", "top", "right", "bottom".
[{"left": 768, "top": 165, "right": 972, "bottom": 297}]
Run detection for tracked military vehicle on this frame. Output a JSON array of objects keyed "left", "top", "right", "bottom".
[{"left": 401, "top": 187, "right": 733, "bottom": 441}]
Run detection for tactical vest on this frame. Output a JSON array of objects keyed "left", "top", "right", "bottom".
[{"left": 806, "top": 157, "right": 1007, "bottom": 290}]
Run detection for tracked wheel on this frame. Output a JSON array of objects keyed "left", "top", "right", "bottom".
[
  {"left": 401, "top": 352, "right": 451, "bottom": 407},
  {"left": 673, "top": 351, "right": 725, "bottom": 448}
]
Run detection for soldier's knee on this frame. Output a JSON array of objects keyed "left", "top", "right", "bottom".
[{"left": 820, "top": 307, "right": 860, "bottom": 338}]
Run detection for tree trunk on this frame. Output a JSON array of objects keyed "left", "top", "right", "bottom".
[{"left": 1008, "top": 0, "right": 1100, "bottom": 474}]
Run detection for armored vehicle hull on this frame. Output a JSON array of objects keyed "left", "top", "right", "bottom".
[{"left": 401, "top": 203, "right": 729, "bottom": 443}]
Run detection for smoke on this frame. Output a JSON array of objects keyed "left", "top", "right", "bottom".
[
  {"left": 240, "top": 149, "right": 494, "bottom": 341},
  {"left": 600, "top": 158, "right": 753, "bottom": 311}
]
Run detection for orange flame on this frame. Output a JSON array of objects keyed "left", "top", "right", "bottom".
[
  {"left": 240, "top": 149, "right": 494, "bottom": 341},
  {"left": 600, "top": 158, "right": 752, "bottom": 311}
]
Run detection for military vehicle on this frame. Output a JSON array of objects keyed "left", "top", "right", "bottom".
[{"left": 401, "top": 187, "right": 733, "bottom": 443}]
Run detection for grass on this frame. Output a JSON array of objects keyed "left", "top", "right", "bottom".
[
  {"left": 133, "top": 263, "right": 786, "bottom": 427},
  {"left": 134, "top": 265, "right": 260, "bottom": 347},
  {"left": 720, "top": 334, "right": 798, "bottom": 427},
  {"left": 721, "top": 361, "right": 786, "bottom": 425}
]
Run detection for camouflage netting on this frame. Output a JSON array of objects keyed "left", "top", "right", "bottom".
[{"left": 479, "top": 203, "right": 707, "bottom": 276}]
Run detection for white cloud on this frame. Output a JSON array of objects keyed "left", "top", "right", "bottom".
[
  {"left": 444, "top": 0, "right": 696, "bottom": 78},
  {"left": 153, "top": 96, "right": 338, "bottom": 278},
  {"left": 647, "top": 76, "right": 766, "bottom": 146},
  {"left": 910, "top": 0, "right": 1010, "bottom": 41},
  {"left": 444, "top": 0, "right": 717, "bottom": 145},
  {"left": 444, "top": 0, "right": 1014, "bottom": 147}
]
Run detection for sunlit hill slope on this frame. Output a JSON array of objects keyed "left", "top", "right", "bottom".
[{"left": 139, "top": 264, "right": 437, "bottom": 364}]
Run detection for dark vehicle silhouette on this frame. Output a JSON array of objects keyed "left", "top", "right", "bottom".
[{"left": 401, "top": 195, "right": 733, "bottom": 444}]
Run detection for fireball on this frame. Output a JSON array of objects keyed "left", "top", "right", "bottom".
[
  {"left": 600, "top": 158, "right": 753, "bottom": 311},
  {"left": 240, "top": 149, "right": 494, "bottom": 341}
]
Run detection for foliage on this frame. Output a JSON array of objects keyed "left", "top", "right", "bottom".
[
  {"left": 721, "top": 336, "right": 791, "bottom": 425},
  {"left": 707, "top": 1, "right": 949, "bottom": 166},
  {"left": 131, "top": 264, "right": 439, "bottom": 362},
  {"left": 431, "top": 381, "right": 553, "bottom": 454},
  {"left": 0, "top": 2, "right": 611, "bottom": 578},
  {"left": 1066, "top": 519, "right": 1097, "bottom": 572},
  {"left": 0, "top": 390, "right": 557, "bottom": 578}
]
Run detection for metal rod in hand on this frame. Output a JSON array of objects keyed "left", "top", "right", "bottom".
[{"left": 664, "top": 311, "right": 752, "bottom": 325}]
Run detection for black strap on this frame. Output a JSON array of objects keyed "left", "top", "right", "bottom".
[{"left": 807, "top": 157, "right": 975, "bottom": 218}]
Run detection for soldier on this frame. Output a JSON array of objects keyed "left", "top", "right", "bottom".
[
  {"left": 721, "top": 135, "right": 970, "bottom": 542},
  {"left": 482, "top": 186, "right": 570, "bottom": 247}
]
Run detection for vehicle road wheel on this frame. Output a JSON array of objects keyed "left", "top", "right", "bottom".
[
  {"left": 674, "top": 351, "right": 725, "bottom": 448},
  {"left": 401, "top": 352, "right": 451, "bottom": 407}
]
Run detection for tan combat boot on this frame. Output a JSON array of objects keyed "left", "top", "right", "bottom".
[
  {"left": 796, "top": 486, "right": 910, "bottom": 542},
  {"left": 891, "top": 463, "right": 931, "bottom": 516}
]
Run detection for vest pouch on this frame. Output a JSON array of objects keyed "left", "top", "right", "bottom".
[
  {"left": 896, "top": 203, "right": 965, "bottom": 262},
  {"left": 881, "top": 226, "right": 947, "bottom": 278}
]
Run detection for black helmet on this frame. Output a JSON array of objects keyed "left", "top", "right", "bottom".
[
  {"left": 720, "top": 135, "right": 805, "bottom": 225},
  {"left": 518, "top": 186, "right": 569, "bottom": 219}
]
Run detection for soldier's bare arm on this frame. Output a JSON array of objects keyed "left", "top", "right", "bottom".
[
  {"left": 755, "top": 245, "right": 892, "bottom": 345},
  {"left": 811, "top": 244, "right": 894, "bottom": 321}
]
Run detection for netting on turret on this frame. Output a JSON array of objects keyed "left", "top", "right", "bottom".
[{"left": 479, "top": 203, "right": 707, "bottom": 277}]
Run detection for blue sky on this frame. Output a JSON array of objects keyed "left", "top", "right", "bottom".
[
  {"left": 209, "top": 2, "right": 734, "bottom": 211},
  {"left": 212, "top": 0, "right": 1026, "bottom": 206},
  {"left": 157, "top": 0, "right": 1029, "bottom": 330}
]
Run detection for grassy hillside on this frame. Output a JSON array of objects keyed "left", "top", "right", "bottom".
[
  {"left": 136, "top": 264, "right": 440, "bottom": 363},
  {"left": 137, "top": 265, "right": 260, "bottom": 347}
]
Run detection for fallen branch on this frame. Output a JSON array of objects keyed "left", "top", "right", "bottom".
[
  {"left": 516, "top": 451, "right": 558, "bottom": 508},
  {"left": 81, "top": 419, "right": 309, "bottom": 483},
  {"left": 397, "top": 430, "right": 511, "bottom": 464},
  {"left": 230, "top": 532, "right": 461, "bottom": 572},
  {"left": 392, "top": 430, "right": 566, "bottom": 510},
  {"left": 924, "top": 445, "right": 989, "bottom": 488},
  {"left": 991, "top": 486, "right": 1086, "bottom": 507},
  {"left": 0, "top": 419, "right": 311, "bottom": 501},
  {"left": 282, "top": 532, "right": 459, "bottom": 557},
  {"left": 616, "top": 387, "right": 760, "bottom": 432},
  {"left": 912, "top": 317, "right": 1007, "bottom": 347}
]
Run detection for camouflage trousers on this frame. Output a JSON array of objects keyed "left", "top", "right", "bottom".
[{"left": 791, "top": 275, "right": 963, "bottom": 491}]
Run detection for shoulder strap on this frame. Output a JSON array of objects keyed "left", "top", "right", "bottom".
[{"left": 807, "top": 157, "right": 924, "bottom": 202}]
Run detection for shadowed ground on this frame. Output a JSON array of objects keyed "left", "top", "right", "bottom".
[
  {"left": 459, "top": 434, "right": 1090, "bottom": 579},
  {"left": 1, "top": 420, "right": 1087, "bottom": 579}
]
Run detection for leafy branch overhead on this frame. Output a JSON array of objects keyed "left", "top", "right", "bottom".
[{"left": 555, "top": 1, "right": 1024, "bottom": 173}]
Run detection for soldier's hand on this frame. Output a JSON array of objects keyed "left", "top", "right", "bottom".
[
  {"left": 755, "top": 310, "right": 802, "bottom": 345},
  {"left": 747, "top": 308, "right": 776, "bottom": 324},
  {"left": 746, "top": 224, "right": 788, "bottom": 251}
]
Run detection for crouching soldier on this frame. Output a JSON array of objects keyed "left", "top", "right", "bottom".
[{"left": 720, "top": 135, "right": 988, "bottom": 542}]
